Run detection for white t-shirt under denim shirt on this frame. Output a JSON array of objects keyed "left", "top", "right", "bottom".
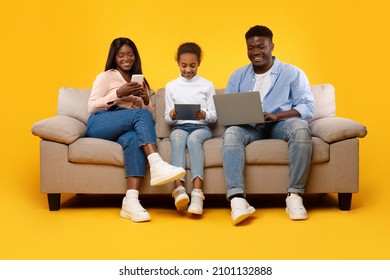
[
  {"left": 164, "top": 75, "right": 217, "bottom": 125},
  {"left": 253, "top": 66, "right": 273, "bottom": 103},
  {"left": 225, "top": 57, "right": 314, "bottom": 120}
]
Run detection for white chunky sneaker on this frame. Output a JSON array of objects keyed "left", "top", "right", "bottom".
[
  {"left": 188, "top": 190, "right": 205, "bottom": 215},
  {"left": 230, "top": 197, "right": 256, "bottom": 225},
  {"left": 120, "top": 197, "right": 151, "bottom": 222},
  {"left": 286, "top": 193, "right": 308, "bottom": 220},
  {"left": 172, "top": 186, "right": 190, "bottom": 211},
  {"left": 150, "top": 161, "right": 186, "bottom": 186}
]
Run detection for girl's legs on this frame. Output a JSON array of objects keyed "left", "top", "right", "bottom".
[
  {"left": 170, "top": 128, "right": 190, "bottom": 211},
  {"left": 186, "top": 127, "right": 212, "bottom": 215}
]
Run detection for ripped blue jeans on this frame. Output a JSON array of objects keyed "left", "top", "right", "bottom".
[
  {"left": 222, "top": 118, "right": 312, "bottom": 199},
  {"left": 169, "top": 123, "right": 212, "bottom": 181}
]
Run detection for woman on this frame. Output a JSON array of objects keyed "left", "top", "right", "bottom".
[
  {"left": 87, "top": 37, "right": 186, "bottom": 222},
  {"left": 165, "top": 42, "right": 217, "bottom": 215}
]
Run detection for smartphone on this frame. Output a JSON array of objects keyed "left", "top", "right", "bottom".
[{"left": 131, "top": 74, "right": 144, "bottom": 85}]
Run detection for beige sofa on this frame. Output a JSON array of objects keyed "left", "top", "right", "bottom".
[{"left": 32, "top": 84, "right": 367, "bottom": 211}]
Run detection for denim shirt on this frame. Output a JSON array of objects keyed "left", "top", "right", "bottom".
[{"left": 225, "top": 57, "right": 315, "bottom": 120}]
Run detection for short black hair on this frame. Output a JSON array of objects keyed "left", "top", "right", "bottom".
[
  {"left": 245, "top": 25, "right": 273, "bottom": 41},
  {"left": 176, "top": 42, "right": 203, "bottom": 63}
]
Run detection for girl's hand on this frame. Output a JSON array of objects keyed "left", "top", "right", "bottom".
[
  {"left": 194, "top": 110, "right": 206, "bottom": 120},
  {"left": 169, "top": 109, "right": 177, "bottom": 120}
]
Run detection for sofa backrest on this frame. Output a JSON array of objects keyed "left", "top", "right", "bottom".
[
  {"left": 154, "top": 84, "right": 336, "bottom": 139},
  {"left": 56, "top": 84, "right": 336, "bottom": 137}
]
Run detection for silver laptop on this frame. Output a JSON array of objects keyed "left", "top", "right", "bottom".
[{"left": 213, "top": 91, "right": 264, "bottom": 126}]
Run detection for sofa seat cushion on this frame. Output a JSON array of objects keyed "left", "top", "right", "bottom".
[
  {"left": 245, "top": 137, "right": 329, "bottom": 164},
  {"left": 157, "top": 136, "right": 329, "bottom": 168},
  {"left": 69, "top": 138, "right": 124, "bottom": 166}
]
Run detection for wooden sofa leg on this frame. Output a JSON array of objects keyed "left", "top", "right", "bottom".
[
  {"left": 47, "top": 194, "right": 61, "bottom": 211},
  {"left": 338, "top": 193, "right": 352, "bottom": 211}
]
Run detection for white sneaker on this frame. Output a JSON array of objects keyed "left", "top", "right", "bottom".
[
  {"left": 230, "top": 197, "right": 256, "bottom": 225},
  {"left": 150, "top": 161, "right": 186, "bottom": 186},
  {"left": 188, "top": 190, "right": 205, "bottom": 215},
  {"left": 286, "top": 193, "right": 308, "bottom": 220},
  {"left": 172, "top": 186, "right": 190, "bottom": 211},
  {"left": 120, "top": 197, "right": 151, "bottom": 222}
]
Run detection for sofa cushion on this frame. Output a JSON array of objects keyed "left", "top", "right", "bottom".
[
  {"left": 32, "top": 115, "right": 86, "bottom": 144},
  {"left": 69, "top": 138, "right": 124, "bottom": 166},
  {"left": 157, "top": 136, "right": 329, "bottom": 168},
  {"left": 154, "top": 88, "right": 170, "bottom": 139},
  {"left": 57, "top": 87, "right": 91, "bottom": 124},
  {"left": 308, "top": 84, "right": 336, "bottom": 123},
  {"left": 310, "top": 117, "right": 368, "bottom": 143}
]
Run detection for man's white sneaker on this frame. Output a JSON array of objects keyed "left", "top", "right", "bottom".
[
  {"left": 150, "top": 161, "right": 186, "bottom": 186},
  {"left": 120, "top": 197, "right": 151, "bottom": 222},
  {"left": 172, "top": 186, "right": 190, "bottom": 211},
  {"left": 188, "top": 190, "right": 205, "bottom": 215},
  {"left": 230, "top": 197, "right": 256, "bottom": 225},
  {"left": 286, "top": 193, "right": 308, "bottom": 220}
]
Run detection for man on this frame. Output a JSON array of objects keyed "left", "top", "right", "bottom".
[{"left": 223, "top": 25, "right": 315, "bottom": 225}]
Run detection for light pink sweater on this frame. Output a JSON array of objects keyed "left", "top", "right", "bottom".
[{"left": 88, "top": 69, "right": 153, "bottom": 114}]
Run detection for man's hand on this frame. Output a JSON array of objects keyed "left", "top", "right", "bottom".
[{"left": 264, "top": 112, "right": 278, "bottom": 122}]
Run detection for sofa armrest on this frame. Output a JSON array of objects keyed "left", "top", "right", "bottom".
[
  {"left": 309, "top": 117, "right": 367, "bottom": 143},
  {"left": 32, "top": 115, "right": 86, "bottom": 144}
]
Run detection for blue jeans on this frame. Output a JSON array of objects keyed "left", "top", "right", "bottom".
[
  {"left": 222, "top": 118, "right": 312, "bottom": 199},
  {"left": 169, "top": 124, "right": 212, "bottom": 181},
  {"left": 86, "top": 108, "right": 157, "bottom": 177}
]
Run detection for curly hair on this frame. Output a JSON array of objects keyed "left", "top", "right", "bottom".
[{"left": 245, "top": 25, "right": 273, "bottom": 42}]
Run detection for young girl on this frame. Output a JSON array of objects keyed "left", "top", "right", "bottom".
[
  {"left": 164, "top": 42, "right": 217, "bottom": 215},
  {"left": 87, "top": 37, "right": 186, "bottom": 222}
]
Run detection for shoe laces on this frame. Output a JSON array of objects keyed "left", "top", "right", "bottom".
[
  {"left": 191, "top": 195, "right": 203, "bottom": 206},
  {"left": 288, "top": 195, "right": 305, "bottom": 210},
  {"left": 172, "top": 186, "right": 186, "bottom": 199},
  {"left": 157, "top": 161, "right": 177, "bottom": 170},
  {"left": 126, "top": 198, "right": 147, "bottom": 213},
  {"left": 231, "top": 198, "right": 248, "bottom": 209}
]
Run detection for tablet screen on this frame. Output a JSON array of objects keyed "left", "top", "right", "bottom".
[{"left": 174, "top": 104, "right": 201, "bottom": 120}]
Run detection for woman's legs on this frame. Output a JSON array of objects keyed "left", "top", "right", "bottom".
[{"left": 86, "top": 109, "right": 185, "bottom": 222}]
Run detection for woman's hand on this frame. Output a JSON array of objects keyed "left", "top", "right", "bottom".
[{"left": 116, "top": 82, "right": 144, "bottom": 98}]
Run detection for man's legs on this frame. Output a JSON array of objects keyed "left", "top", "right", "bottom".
[
  {"left": 270, "top": 118, "right": 312, "bottom": 220},
  {"left": 222, "top": 125, "right": 263, "bottom": 225}
]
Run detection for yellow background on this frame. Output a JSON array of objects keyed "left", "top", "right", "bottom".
[{"left": 0, "top": 0, "right": 389, "bottom": 259}]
